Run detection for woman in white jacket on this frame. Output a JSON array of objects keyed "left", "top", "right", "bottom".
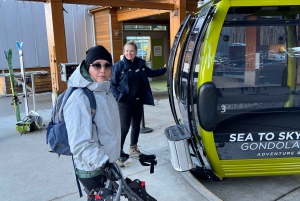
[{"left": 64, "top": 45, "right": 121, "bottom": 192}]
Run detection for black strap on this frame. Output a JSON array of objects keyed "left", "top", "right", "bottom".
[
  {"left": 72, "top": 155, "right": 83, "bottom": 197},
  {"left": 139, "top": 154, "right": 157, "bottom": 174}
]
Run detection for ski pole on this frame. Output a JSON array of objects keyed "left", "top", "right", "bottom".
[{"left": 31, "top": 74, "right": 36, "bottom": 111}]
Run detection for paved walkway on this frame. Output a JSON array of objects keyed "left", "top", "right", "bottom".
[
  {"left": 2, "top": 80, "right": 300, "bottom": 201},
  {"left": 0, "top": 88, "right": 220, "bottom": 201}
]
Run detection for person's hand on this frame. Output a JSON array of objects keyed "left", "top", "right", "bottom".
[{"left": 103, "top": 162, "right": 120, "bottom": 181}]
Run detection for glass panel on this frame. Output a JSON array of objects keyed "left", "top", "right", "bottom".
[
  {"left": 124, "top": 25, "right": 152, "bottom": 30},
  {"left": 153, "top": 25, "right": 167, "bottom": 31},
  {"left": 213, "top": 6, "right": 300, "bottom": 160},
  {"left": 124, "top": 25, "right": 136, "bottom": 30},
  {"left": 124, "top": 24, "right": 167, "bottom": 31},
  {"left": 213, "top": 6, "right": 300, "bottom": 133}
]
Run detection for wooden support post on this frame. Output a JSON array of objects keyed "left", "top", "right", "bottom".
[
  {"left": 44, "top": 0, "right": 68, "bottom": 102},
  {"left": 169, "top": 0, "right": 186, "bottom": 48}
]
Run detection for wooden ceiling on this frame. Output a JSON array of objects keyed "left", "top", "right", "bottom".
[
  {"left": 126, "top": 12, "right": 170, "bottom": 24},
  {"left": 38, "top": 0, "right": 200, "bottom": 12},
  {"left": 30, "top": 0, "right": 199, "bottom": 23}
]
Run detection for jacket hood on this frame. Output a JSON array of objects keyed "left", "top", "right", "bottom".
[{"left": 68, "top": 62, "right": 110, "bottom": 92}]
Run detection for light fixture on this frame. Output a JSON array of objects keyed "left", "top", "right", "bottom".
[
  {"left": 197, "top": 0, "right": 205, "bottom": 8},
  {"left": 115, "top": 30, "right": 120, "bottom": 37},
  {"left": 172, "top": 9, "right": 178, "bottom": 17}
]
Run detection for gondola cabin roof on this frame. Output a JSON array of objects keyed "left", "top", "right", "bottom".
[{"left": 222, "top": 0, "right": 300, "bottom": 6}]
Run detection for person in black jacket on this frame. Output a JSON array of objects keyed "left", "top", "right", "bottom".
[{"left": 110, "top": 40, "right": 166, "bottom": 167}]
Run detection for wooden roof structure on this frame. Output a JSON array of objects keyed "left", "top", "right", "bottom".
[
  {"left": 36, "top": 0, "right": 200, "bottom": 11},
  {"left": 27, "top": 0, "right": 201, "bottom": 95}
]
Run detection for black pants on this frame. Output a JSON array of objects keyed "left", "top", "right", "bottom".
[
  {"left": 118, "top": 100, "right": 143, "bottom": 152},
  {"left": 79, "top": 174, "right": 107, "bottom": 193}
]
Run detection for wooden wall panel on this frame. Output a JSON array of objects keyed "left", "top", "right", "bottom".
[
  {"left": 93, "top": 7, "right": 124, "bottom": 64},
  {"left": 111, "top": 8, "right": 123, "bottom": 63},
  {"left": 97, "top": 41, "right": 112, "bottom": 51},
  {"left": 112, "top": 42, "right": 124, "bottom": 62},
  {"left": 94, "top": 12, "right": 111, "bottom": 48},
  {"left": 94, "top": 9, "right": 110, "bottom": 16},
  {"left": 95, "top": 32, "right": 110, "bottom": 38}
]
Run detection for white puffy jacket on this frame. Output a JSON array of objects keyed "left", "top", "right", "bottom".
[{"left": 64, "top": 64, "right": 121, "bottom": 171}]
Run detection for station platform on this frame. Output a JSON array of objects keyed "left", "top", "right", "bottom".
[{"left": 0, "top": 80, "right": 221, "bottom": 201}]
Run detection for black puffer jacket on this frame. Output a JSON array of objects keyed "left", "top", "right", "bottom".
[{"left": 110, "top": 57, "right": 166, "bottom": 106}]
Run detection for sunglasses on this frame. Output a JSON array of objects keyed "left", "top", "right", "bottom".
[{"left": 90, "top": 63, "right": 112, "bottom": 70}]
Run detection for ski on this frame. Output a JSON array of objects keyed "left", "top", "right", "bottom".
[
  {"left": 4, "top": 49, "right": 21, "bottom": 122},
  {"left": 16, "top": 41, "right": 29, "bottom": 116}
]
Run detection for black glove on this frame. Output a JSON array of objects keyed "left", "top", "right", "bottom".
[{"left": 103, "top": 162, "right": 121, "bottom": 181}]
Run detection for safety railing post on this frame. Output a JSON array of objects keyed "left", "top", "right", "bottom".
[{"left": 140, "top": 105, "right": 153, "bottom": 133}]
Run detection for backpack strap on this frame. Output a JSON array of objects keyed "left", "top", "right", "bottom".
[
  {"left": 72, "top": 155, "right": 83, "bottom": 197},
  {"left": 58, "top": 87, "right": 96, "bottom": 121},
  {"left": 59, "top": 87, "right": 96, "bottom": 198},
  {"left": 61, "top": 87, "right": 77, "bottom": 107},
  {"left": 74, "top": 88, "right": 97, "bottom": 197},
  {"left": 79, "top": 88, "right": 96, "bottom": 118},
  {"left": 57, "top": 87, "right": 77, "bottom": 122},
  {"left": 79, "top": 88, "right": 103, "bottom": 146}
]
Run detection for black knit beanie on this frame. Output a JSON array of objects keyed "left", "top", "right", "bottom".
[{"left": 84, "top": 45, "right": 112, "bottom": 70}]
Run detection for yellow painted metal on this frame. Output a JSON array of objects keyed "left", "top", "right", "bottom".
[
  {"left": 220, "top": 157, "right": 300, "bottom": 177},
  {"left": 230, "top": 0, "right": 300, "bottom": 7},
  {"left": 196, "top": 0, "right": 300, "bottom": 178},
  {"left": 197, "top": 0, "right": 230, "bottom": 178}
]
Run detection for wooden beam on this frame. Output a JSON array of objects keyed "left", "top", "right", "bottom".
[
  {"left": 118, "top": 9, "right": 169, "bottom": 21},
  {"left": 41, "top": 0, "right": 175, "bottom": 10},
  {"left": 186, "top": 4, "right": 199, "bottom": 12},
  {"left": 170, "top": 0, "right": 186, "bottom": 47},
  {"left": 44, "top": 0, "right": 68, "bottom": 96}
]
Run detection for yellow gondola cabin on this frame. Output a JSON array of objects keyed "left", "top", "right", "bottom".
[{"left": 165, "top": 0, "right": 300, "bottom": 180}]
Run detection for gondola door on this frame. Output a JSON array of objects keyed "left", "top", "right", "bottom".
[{"left": 165, "top": 1, "right": 220, "bottom": 177}]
